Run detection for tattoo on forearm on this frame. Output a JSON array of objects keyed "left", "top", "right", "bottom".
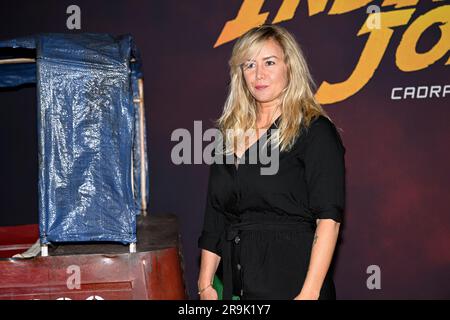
[{"left": 313, "top": 233, "right": 318, "bottom": 246}]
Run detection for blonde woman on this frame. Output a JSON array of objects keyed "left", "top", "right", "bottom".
[{"left": 198, "top": 24, "right": 345, "bottom": 300}]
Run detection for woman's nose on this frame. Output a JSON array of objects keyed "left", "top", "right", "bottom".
[{"left": 255, "top": 66, "right": 265, "bottom": 80}]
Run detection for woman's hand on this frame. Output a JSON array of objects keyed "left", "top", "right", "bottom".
[
  {"left": 199, "top": 286, "right": 219, "bottom": 300},
  {"left": 294, "top": 290, "right": 320, "bottom": 300},
  {"left": 198, "top": 250, "right": 221, "bottom": 300},
  {"left": 294, "top": 219, "right": 340, "bottom": 301}
]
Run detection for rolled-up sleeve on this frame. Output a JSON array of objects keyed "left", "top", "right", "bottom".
[
  {"left": 198, "top": 164, "right": 225, "bottom": 256},
  {"left": 304, "top": 117, "right": 346, "bottom": 223}
]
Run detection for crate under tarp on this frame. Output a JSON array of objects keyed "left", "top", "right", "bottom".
[{"left": 0, "top": 214, "right": 186, "bottom": 300}]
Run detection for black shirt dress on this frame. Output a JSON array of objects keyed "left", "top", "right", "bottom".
[{"left": 198, "top": 115, "right": 346, "bottom": 300}]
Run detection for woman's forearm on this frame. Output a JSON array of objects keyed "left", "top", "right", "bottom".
[
  {"left": 198, "top": 249, "right": 221, "bottom": 289},
  {"left": 296, "top": 219, "right": 340, "bottom": 299}
]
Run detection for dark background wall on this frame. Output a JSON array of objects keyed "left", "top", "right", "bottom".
[{"left": 0, "top": 0, "right": 449, "bottom": 299}]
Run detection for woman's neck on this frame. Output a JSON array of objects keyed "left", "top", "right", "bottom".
[{"left": 257, "top": 101, "right": 281, "bottom": 126}]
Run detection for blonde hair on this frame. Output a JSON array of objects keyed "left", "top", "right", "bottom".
[{"left": 217, "top": 24, "right": 329, "bottom": 153}]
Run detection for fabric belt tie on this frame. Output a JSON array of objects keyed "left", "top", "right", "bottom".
[{"left": 221, "top": 219, "right": 315, "bottom": 300}]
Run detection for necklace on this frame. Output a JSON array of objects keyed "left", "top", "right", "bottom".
[
  {"left": 256, "top": 105, "right": 280, "bottom": 129},
  {"left": 235, "top": 105, "right": 280, "bottom": 161}
]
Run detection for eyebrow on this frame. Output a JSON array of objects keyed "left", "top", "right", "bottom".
[{"left": 244, "top": 55, "right": 279, "bottom": 63}]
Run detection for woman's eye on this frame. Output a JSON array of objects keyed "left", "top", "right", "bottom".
[
  {"left": 244, "top": 62, "right": 255, "bottom": 70},
  {"left": 266, "top": 60, "right": 275, "bottom": 66}
]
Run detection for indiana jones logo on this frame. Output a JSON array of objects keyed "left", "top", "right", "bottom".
[{"left": 214, "top": 0, "right": 449, "bottom": 104}]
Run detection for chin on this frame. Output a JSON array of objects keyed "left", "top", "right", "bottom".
[{"left": 254, "top": 95, "right": 277, "bottom": 103}]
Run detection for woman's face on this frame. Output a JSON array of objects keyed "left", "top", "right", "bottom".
[{"left": 242, "top": 38, "right": 288, "bottom": 107}]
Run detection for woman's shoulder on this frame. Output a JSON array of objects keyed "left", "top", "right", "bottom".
[
  {"left": 309, "top": 114, "right": 336, "bottom": 131},
  {"left": 300, "top": 114, "right": 345, "bottom": 151}
]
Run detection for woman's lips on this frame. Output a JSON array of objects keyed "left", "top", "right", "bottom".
[{"left": 255, "top": 85, "right": 268, "bottom": 90}]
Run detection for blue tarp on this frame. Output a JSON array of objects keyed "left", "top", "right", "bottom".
[
  {"left": 0, "top": 36, "right": 37, "bottom": 87},
  {"left": 0, "top": 63, "right": 36, "bottom": 87},
  {"left": 0, "top": 33, "right": 148, "bottom": 244}
]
